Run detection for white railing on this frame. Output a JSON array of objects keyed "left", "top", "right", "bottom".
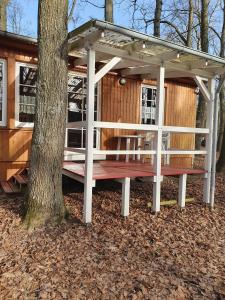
[{"left": 65, "top": 120, "right": 209, "bottom": 156}]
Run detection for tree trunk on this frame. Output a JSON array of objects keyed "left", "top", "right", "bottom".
[
  {"left": 217, "top": 89, "right": 225, "bottom": 152},
  {"left": 217, "top": 119, "right": 225, "bottom": 172},
  {"left": 196, "top": 0, "right": 209, "bottom": 149},
  {"left": 0, "top": 0, "right": 9, "bottom": 31},
  {"left": 24, "top": 0, "right": 68, "bottom": 229},
  {"left": 216, "top": 0, "right": 225, "bottom": 170},
  {"left": 186, "top": 0, "right": 193, "bottom": 47},
  {"left": 105, "top": 0, "right": 113, "bottom": 23},
  {"left": 200, "top": 0, "right": 209, "bottom": 52},
  {"left": 154, "top": 0, "right": 162, "bottom": 37},
  {"left": 217, "top": 0, "right": 225, "bottom": 152}
]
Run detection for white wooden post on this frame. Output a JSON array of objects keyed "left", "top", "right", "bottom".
[
  {"left": 116, "top": 137, "right": 121, "bottom": 160},
  {"left": 152, "top": 65, "right": 165, "bottom": 212},
  {"left": 210, "top": 92, "right": 219, "bottom": 208},
  {"left": 178, "top": 174, "right": 187, "bottom": 208},
  {"left": 125, "top": 138, "right": 131, "bottom": 162},
  {"left": 83, "top": 48, "right": 95, "bottom": 223},
  {"left": 210, "top": 74, "right": 225, "bottom": 208},
  {"left": 121, "top": 177, "right": 130, "bottom": 217},
  {"left": 203, "top": 78, "right": 215, "bottom": 204}
]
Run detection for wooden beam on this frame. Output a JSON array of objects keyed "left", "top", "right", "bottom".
[
  {"left": 194, "top": 75, "right": 211, "bottom": 101},
  {"left": 203, "top": 78, "right": 216, "bottom": 204},
  {"left": 94, "top": 57, "right": 121, "bottom": 83},
  {"left": 121, "top": 65, "right": 158, "bottom": 76},
  {"left": 83, "top": 48, "right": 95, "bottom": 224},
  {"left": 155, "top": 50, "right": 181, "bottom": 63},
  {"left": 121, "top": 177, "right": 130, "bottom": 217},
  {"left": 92, "top": 43, "right": 214, "bottom": 78},
  {"left": 69, "top": 30, "right": 103, "bottom": 52},
  {"left": 152, "top": 65, "right": 165, "bottom": 213},
  {"left": 178, "top": 174, "right": 187, "bottom": 208}
]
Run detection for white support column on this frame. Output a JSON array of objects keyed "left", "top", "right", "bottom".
[
  {"left": 178, "top": 174, "right": 187, "bottom": 208},
  {"left": 125, "top": 138, "right": 131, "bottom": 162},
  {"left": 210, "top": 91, "right": 220, "bottom": 208},
  {"left": 210, "top": 73, "right": 225, "bottom": 208},
  {"left": 121, "top": 177, "right": 130, "bottom": 217},
  {"left": 152, "top": 65, "right": 165, "bottom": 213},
  {"left": 83, "top": 48, "right": 95, "bottom": 224},
  {"left": 203, "top": 78, "right": 216, "bottom": 204}
]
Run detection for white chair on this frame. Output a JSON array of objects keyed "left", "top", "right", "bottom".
[{"left": 142, "top": 132, "right": 170, "bottom": 165}]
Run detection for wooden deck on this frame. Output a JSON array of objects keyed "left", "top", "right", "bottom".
[{"left": 63, "top": 161, "right": 205, "bottom": 181}]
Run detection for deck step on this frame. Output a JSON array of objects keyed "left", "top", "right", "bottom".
[
  {"left": 1, "top": 181, "right": 21, "bottom": 194},
  {"left": 13, "top": 174, "right": 28, "bottom": 185}
]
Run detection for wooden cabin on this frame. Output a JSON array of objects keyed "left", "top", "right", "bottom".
[{"left": 0, "top": 30, "right": 197, "bottom": 182}]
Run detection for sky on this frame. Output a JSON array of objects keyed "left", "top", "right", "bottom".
[{"left": 8, "top": 0, "right": 131, "bottom": 38}]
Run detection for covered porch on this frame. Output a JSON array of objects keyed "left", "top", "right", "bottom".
[{"left": 66, "top": 19, "right": 225, "bottom": 223}]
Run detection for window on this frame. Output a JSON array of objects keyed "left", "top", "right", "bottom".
[
  {"left": 0, "top": 59, "right": 7, "bottom": 126},
  {"left": 15, "top": 63, "right": 37, "bottom": 127},
  {"left": 66, "top": 73, "right": 99, "bottom": 148},
  {"left": 141, "top": 85, "right": 157, "bottom": 124},
  {"left": 15, "top": 66, "right": 100, "bottom": 147}
]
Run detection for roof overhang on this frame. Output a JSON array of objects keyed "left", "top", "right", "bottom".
[{"left": 68, "top": 19, "right": 225, "bottom": 79}]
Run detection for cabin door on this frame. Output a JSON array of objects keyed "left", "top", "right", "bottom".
[
  {"left": 66, "top": 73, "right": 99, "bottom": 149},
  {"left": 141, "top": 85, "right": 157, "bottom": 125}
]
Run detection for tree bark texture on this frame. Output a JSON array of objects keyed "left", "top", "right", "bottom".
[
  {"left": 196, "top": 0, "right": 209, "bottom": 149},
  {"left": 217, "top": 116, "right": 225, "bottom": 172},
  {"left": 186, "top": 0, "right": 193, "bottom": 47},
  {"left": 154, "top": 0, "right": 162, "bottom": 37},
  {"left": 0, "top": 0, "right": 9, "bottom": 31},
  {"left": 217, "top": 0, "right": 225, "bottom": 153},
  {"left": 24, "top": 0, "right": 68, "bottom": 229},
  {"left": 105, "top": 0, "right": 113, "bottom": 23}
]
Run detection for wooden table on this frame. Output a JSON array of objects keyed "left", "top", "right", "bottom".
[{"left": 115, "top": 134, "right": 145, "bottom": 162}]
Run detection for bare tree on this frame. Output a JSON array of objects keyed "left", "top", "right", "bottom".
[
  {"left": 153, "top": 0, "right": 162, "bottom": 37},
  {"left": 0, "top": 0, "right": 9, "bottom": 31},
  {"left": 105, "top": 0, "right": 113, "bottom": 22},
  {"left": 24, "top": 0, "right": 68, "bottom": 229},
  {"left": 216, "top": 0, "right": 225, "bottom": 172}
]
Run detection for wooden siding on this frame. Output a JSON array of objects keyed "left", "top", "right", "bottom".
[
  {"left": 164, "top": 81, "right": 196, "bottom": 167},
  {"left": 0, "top": 48, "right": 35, "bottom": 180},
  {"left": 0, "top": 41, "right": 196, "bottom": 180},
  {"left": 101, "top": 75, "right": 142, "bottom": 158},
  {"left": 101, "top": 76, "right": 196, "bottom": 167}
]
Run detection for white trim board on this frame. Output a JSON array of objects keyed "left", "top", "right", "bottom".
[{"left": 0, "top": 59, "right": 7, "bottom": 127}]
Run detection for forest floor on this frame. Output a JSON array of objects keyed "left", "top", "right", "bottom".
[{"left": 1, "top": 170, "right": 225, "bottom": 299}]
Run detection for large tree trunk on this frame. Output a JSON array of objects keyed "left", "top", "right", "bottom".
[
  {"left": 217, "top": 89, "right": 225, "bottom": 152},
  {"left": 0, "top": 0, "right": 9, "bottom": 31},
  {"left": 217, "top": 119, "right": 225, "bottom": 172},
  {"left": 105, "top": 0, "right": 113, "bottom": 22},
  {"left": 154, "top": 0, "right": 162, "bottom": 37},
  {"left": 24, "top": 0, "right": 68, "bottom": 229},
  {"left": 216, "top": 0, "right": 225, "bottom": 170},
  {"left": 196, "top": 0, "right": 209, "bottom": 149},
  {"left": 186, "top": 0, "right": 193, "bottom": 47}
]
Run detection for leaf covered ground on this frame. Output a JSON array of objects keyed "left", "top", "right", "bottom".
[{"left": 1, "top": 172, "right": 225, "bottom": 299}]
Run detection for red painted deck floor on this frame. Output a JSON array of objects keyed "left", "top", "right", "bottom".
[{"left": 63, "top": 161, "right": 206, "bottom": 180}]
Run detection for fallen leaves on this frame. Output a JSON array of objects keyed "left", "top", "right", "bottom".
[{"left": 0, "top": 171, "right": 225, "bottom": 299}]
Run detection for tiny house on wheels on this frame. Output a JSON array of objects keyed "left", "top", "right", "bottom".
[{"left": 0, "top": 20, "right": 224, "bottom": 223}]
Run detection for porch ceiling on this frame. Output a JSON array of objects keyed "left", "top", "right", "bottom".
[{"left": 68, "top": 19, "right": 225, "bottom": 79}]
